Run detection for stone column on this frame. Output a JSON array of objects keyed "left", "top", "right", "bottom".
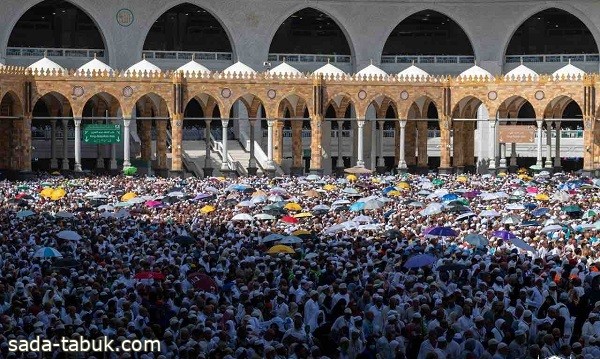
[
  {"left": 156, "top": 120, "right": 167, "bottom": 171},
  {"left": 123, "top": 118, "right": 132, "bottom": 168},
  {"left": 397, "top": 119, "right": 407, "bottom": 172},
  {"left": 405, "top": 121, "right": 416, "bottom": 167},
  {"left": 74, "top": 117, "right": 82, "bottom": 172},
  {"left": 510, "top": 143, "right": 517, "bottom": 170},
  {"left": 357, "top": 119, "right": 365, "bottom": 167},
  {"left": 204, "top": 119, "right": 213, "bottom": 177},
  {"left": 439, "top": 118, "right": 452, "bottom": 173},
  {"left": 50, "top": 120, "right": 58, "bottom": 169},
  {"left": 273, "top": 120, "right": 283, "bottom": 165},
  {"left": 536, "top": 119, "right": 544, "bottom": 169},
  {"left": 498, "top": 142, "right": 507, "bottom": 173},
  {"left": 336, "top": 120, "right": 344, "bottom": 169},
  {"left": 61, "top": 119, "right": 69, "bottom": 170},
  {"left": 248, "top": 119, "right": 257, "bottom": 175},
  {"left": 554, "top": 121, "right": 561, "bottom": 171},
  {"left": 220, "top": 119, "right": 230, "bottom": 171},
  {"left": 417, "top": 121, "right": 428, "bottom": 170},
  {"left": 583, "top": 117, "right": 595, "bottom": 176},
  {"left": 291, "top": 120, "right": 303, "bottom": 175},
  {"left": 377, "top": 120, "right": 385, "bottom": 172},
  {"left": 464, "top": 122, "right": 476, "bottom": 169},
  {"left": 545, "top": 122, "right": 553, "bottom": 169},
  {"left": 21, "top": 115, "right": 32, "bottom": 171},
  {"left": 488, "top": 120, "right": 497, "bottom": 171},
  {"left": 140, "top": 121, "right": 152, "bottom": 162},
  {"left": 453, "top": 121, "right": 464, "bottom": 173},
  {"left": 309, "top": 115, "right": 323, "bottom": 174}
]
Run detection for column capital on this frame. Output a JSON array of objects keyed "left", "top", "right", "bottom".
[
  {"left": 204, "top": 118, "right": 212, "bottom": 125},
  {"left": 553, "top": 120, "right": 561, "bottom": 128},
  {"left": 536, "top": 119, "right": 544, "bottom": 128},
  {"left": 398, "top": 119, "right": 407, "bottom": 128},
  {"left": 489, "top": 120, "right": 497, "bottom": 128},
  {"left": 267, "top": 119, "right": 275, "bottom": 127},
  {"left": 221, "top": 118, "right": 230, "bottom": 126},
  {"left": 123, "top": 118, "right": 131, "bottom": 127},
  {"left": 357, "top": 120, "right": 365, "bottom": 128},
  {"left": 74, "top": 118, "right": 82, "bottom": 126}
]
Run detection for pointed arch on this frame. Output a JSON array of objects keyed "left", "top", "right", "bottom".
[
  {"left": 7, "top": 0, "right": 107, "bottom": 52},
  {"left": 504, "top": 7, "right": 599, "bottom": 56},
  {"left": 143, "top": 3, "right": 233, "bottom": 53},
  {"left": 268, "top": 7, "right": 353, "bottom": 57},
  {"left": 382, "top": 9, "right": 474, "bottom": 56},
  {"left": 452, "top": 96, "right": 489, "bottom": 119}
]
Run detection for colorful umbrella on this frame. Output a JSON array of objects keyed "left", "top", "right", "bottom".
[
  {"left": 492, "top": 230, "right": 517, "bottom": 240},
  {"left": 281, "top": 215, "right": 299, "bottom": 224},
  {"left": 397, "top": 182, "right": 410, "bottom": 190},
  {"left": 121, "top": 192, "right": 137, "bottom": 201},
  {"left": 40, "top": 187, "right": 54, "bottom": 198},
  {"left": 134, "top": 272, "right": 165, "bottom": 280},
  {"left": 266, "top": 245, "right": 295, "bottom": 254},
  {"left": 534, "top": 193, "right": 549, "bottom": 201},
  {"left": 293, "top": 212, "right": 314, "bottom": 218},
  {"left": 323, "top": 184, "right": 337, "bottom": 191},
  {"left": 50, "top": 188, "right": 66, "bottom": 201},
  {"left": 346, "top": 174, "right": 358, "bottom": 182},
  {"left": 187, "top": 272, "right": 218, "bottom": 292}
]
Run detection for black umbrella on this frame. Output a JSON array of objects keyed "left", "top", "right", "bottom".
[
  {"left": 385, "top": 229, "right": 402, "bottom": 239},
  {"left": 51, "top": 258, "right": 79, "bottom": 269},
  {"left": 174, "top": 235, "right": 196, "bottom": 246}
]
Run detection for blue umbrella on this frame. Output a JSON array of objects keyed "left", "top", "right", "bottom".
[
  {"left": 523, "top": 203, "right": 537, "bottom": 210},
  {"left": 531, "top": 208, "right": 550, "bottom": 217},
  {"left": 350, "top": 202, "right": 366, "bottom": 212},
  {"left": 383, "top": 209, "right": 396, "bottom": 218},
  {"left": 520, "top": 220, "right": 541, "bottom": 227},
  {"left": 464, "top": 234, "right": 489, "bottom": 247},
  {"left": 382, "top": 186, "right": 397, "bottom": 195},
  {"left": 33, "top": 247, "right": 62, "bottom": 258},
  {"left": 441, "top": 193, "right": 459, "bottom": 202},
  {"left": 492, "top": 230, "right": 517, "bottom": 240},
  {"left": 427, "top": 227, "right": 458, "bottom": 237},
  {"left": 230, "top": 184, "right": 250, "bottom": 192},
  {"left": 404, "top": 254, "right": 437, "bottom": 268}
]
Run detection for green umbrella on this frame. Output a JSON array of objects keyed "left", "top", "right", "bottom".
[
  {"left": 432, "top": 179, "right": 444, "bottom": 186},
  {"left": 562, "top": 205, "right": 582, "bottom": 213},
  {"left": 123, "top": 166, "right": 137, "bottom": 176},
  {"left": 583, "top": 210, "right": 597, "bottom": 219},
  {"left": 17, "top": 184, "right": 29, "bottom": 190}
]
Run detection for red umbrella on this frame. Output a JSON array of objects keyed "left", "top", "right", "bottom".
[
  {"left": 187, "top": 272, "right": 218, "bottom": 292},
  {"left": 281, "top": 215, "right": 299, "bottom": 224},
  {"left": 134, "top": 272, "right": 165, "bottom": 280}
]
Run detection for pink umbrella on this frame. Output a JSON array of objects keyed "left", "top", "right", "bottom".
[
  {"left": 145, "top": 200, "right": 162, "bottom": 208},
  {"left": 526, "top": 187, "right": 538, "bottom": 194}
]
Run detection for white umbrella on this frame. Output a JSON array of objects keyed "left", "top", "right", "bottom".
[
  {"left": 205, "top": 186, "right": 219, "bottom": 194},
  {"left": 456, "top": 212, "right": 476, "bottom": 221},
  {"left": 363, "top": 199, "right": 385, "bottom": 210},
  {"left": 552, "top": 191, "right": 570, "bottom": 202},
  {"left": 510, "top": 238, "right": 535, "bottom": 252},
  {"left": 332, "top": 200, "right": 351, "bottom": 206},
  {"left": 254, "top": 213, "right": 276, "bottom": 220},
  {"left": 312, "top": 204, "right": 331, "bottom": 211},
  {"left": 353, "top": 215, "right": 373, "bottom": 223},
  {"left": 480, "top": 210, "right": 501, "bottom": 217},
  {"left": 268, "top": 195, "right": 284, "bottom": 202},
  {"left": 55, "top": 211, "right": 74, "bottom": 219},
  {"left": 84, "top": 191, "right": 100, "bottom": 198},
  {"left": 92, "top": 194, "right": 109, "bottom": 200},
  {"left": 113, "top": 209, "right": 130, "bottom": 219},
  {"left": 358, "top": 224, "right": 381, "bottom": 231},
  {"left": 97, "top": 204, "right": 114, "bottom": 211},
  {"left": 34, "top": 247, "right": 62, "bottom": 258},
  {"left": 325, "top": 224, "right": 347, "bottom": 234},
  {"left": 541, "top": 224, "right": 563, "bottom": 233},
  {"left": 502, "top": 215, "right": 522, "bottom": 225},
  {"left": 127, "top": 197, "right": 145, "bottom": 204},
  {"left": 237, "top": 201, "right": 255, "bottom": 208},
  {"left": 357, "top": 195, "right": 379, "bottom": 203},
  {"left": 342, "top": 188, "right": 360, "bottom": 195},
  {"left": 56, "top": 230, "right": 82, "bottom": 241},
  {"left": 420, "top": 203, "right": 444, "bottom": 216},
  {"left": 506, "top": 203, "right": 526, "bottom": 210},
  {"left": 167, "top": 191, "right": 185, "bottom": 197},
  {"left": 231, "top": 213, "right": 254, "bottom": 221}
]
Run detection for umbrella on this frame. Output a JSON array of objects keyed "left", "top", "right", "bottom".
[
  {"left": 167, "top": 191, "right": 185, "bottom": 197},
  {"left": 456, "top": 175, "right": 468, "bottom": 183},
  {"left": 502, "top": 215, "right": 521, "bottom": 225},
  {"left": 237, "top": 201, "right": 255, "bottom": 208},
  {"left": 16, "top": 210, "right": 35, "bottom": 219},
  {"left": 353, "top": 215, "right": 373, "bottom": 223},
  {"left": 346, "top": 174, "right": 358, "bottom": 182},
  {"left": 350, "top": 202, "right": 366, "bottom": 212},
  {"left": 492, "top": 230, "right": 517, "bottom": 240},
  {"left": 404, "top": 254, "right": 437, "bottom": 268},
  {"left": 231, "top": 213, "right": 254, "bottom": 221},
  {"left": 97, "top": 204, "right": 114, "bottom": 211},
  {"left": 281, "top": 215, "right": 299, "bottom": 224},
  {"left": 50, "top": 188, "right": 66, "bottom": 201},
  {"left": 312, "top": 204, "right": 330, "bottom": 211},
  {"left": 463, "top": 191, "right": 480, "bottom": 199},
  {"left": 294, "top": 212, "right": 314, "bottom": 218},
  {"left": 534, "top": 193, "right": 549, "bottom": 201},
  {"left": 33, "top": 247, "right": 62, "bottom": 258},
  {"left": 541, "top": 225, "right": 563, "bottom": 234},
  {"left": 56, "top": 230, "right": 81, "bottom": 241},
  {"left": 506, "top": 203, "right": 526, "bottom": 210},
  {"left": 441, "top": 193, "right": 459, "bottom": 202},
  {"left": 284, "top": 203, "right": 302, "bottom": 211},
  {"left": 193, "top": 193, "right": 213, "bottom": 200},
  {"left": 262, "top": 233, "right": 285, "bottom": 243},
  {"left": 523, "top": 203, "right": 538, "bottom": 210},
  {"left": 342, "top": 188, "right": 360, "bottom": 195},
  {"left": 145, "top": 200, "right": 162, "bottom": 208},
  {"left": 420, "top": 203, "right": 444, "bottom": 216},
  {"left": 363, "top": 199, "right": 385, "bottom": 210},
  {"left": 464, "top": 234, "right": 489, "bottom": 247},
  {"left": 304, "top": 190, "right": 320, "bottom": 198},
  {"left": 121, "top": 192, "right": 137, "bottom": 201},
  {"left": 427, "top": 227, "right": 458, "bottom": 237},
  {"left": 520, "top": 220, "right": 541, "bottom": 227},
  {"left": 397, "top": 182, "right": 410, "bottom": 190},
  {"left": 187, "top": 272, "right": 218, "bottom": 292},
  {"left": 40, "top": 187, "right": 54, "bottom": 198},
  {"left": 306, "top": 174, "right": 320, "bottom": 181},
  {"left": 280, "top": 236, "right": 303, "bottom": 245},
  {"left": 409, "top": 201, "right": 425, "bottom": 208},
  {"left": 432, "top": 179, "right": 444, "bottom": 186},
  {"left": 344, "top": 166, "right": 373, "bottom": 174},
  {"left": 254, "top": 213, "right": 276, "bottom": 220},
  {"left": 562, "top": 205, "right": 582, "bottom": 213},
  {"left": 387, "top": 190, "right": 402, "bottom": 197},
  {"left": 114, "top": 201, "right": 133, "bottom": 208},
  {"left": 582, "top": 209, "right": 597, "bottom": 220},
  {"left": 552, "top": 191, "right": 571, "bottom": 202},
  {"left": 332, "top": 200, "right": 351, "bottom": 206},
  {"left": 266, "top": 245, "right": 295, "bottom": 254},
  {"left": 268, "top": 195, "right": 284, "bottom": 202},
  {"left": 509, "top": 237, "right": 535, "bottom": 252},
  {"left": 174, "top": 235, "right": 196, "bottom": 246},
  {"left": 323, "top": 184, "right": 337, "bottom": 191},
  {"left": 531, "top": 208, "right": 550, "bottom": 217},
  {"left": 456, "top": 212, "right": 477, "bottom": 221},
  {"left": 55, "top": 211, "right": 74, "bottom": 219},
  {"left": 134, "top": 272, "right": 165, "bottom": 280}
]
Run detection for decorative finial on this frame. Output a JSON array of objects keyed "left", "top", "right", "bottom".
[
  {"left": 192, "top": 53, "right": 195, "bottom": 61},
  {"left": 411, "top": 60, "right": 415, "bottom": 66},
  {"left": 94, "top": 52, "right": 97, "bottom": 59},
  {"left": 283, "top": 56, "right": 286, "bottom": 63},
  {"left": 370, "top": 59, "right": 373, "bottom": 65},
  {"left": 44, "top": 50, "right": 48, "bottom": 58},
  {"left": 520, "top": 58, "right": 523, "bottom": 66},
  {"left": 143, "top": 53, "right": 146, "bottom": 60},
  {"left": 327, "top": 58, "right": 330, "bottom": 64},
  {"left": 568, "top": 58, "right": 571, "bottom": 65}
]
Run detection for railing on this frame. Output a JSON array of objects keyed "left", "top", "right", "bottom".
[
  {"left": 330, "top": 130, "right": 352, "bottom": 138},
  {"left": 142, "top": 50, "right": 232, "bottom": 61},
  {"left": 166, "top": 131, "right": 203, "bottom": 177},
  {"left": 505, "top": 53, "right": 600, "bottom": 64},
  {"left": 239, "top": 129, "right": 285, "bottom": 176},
  {"left": 7, "top": 47, "right": 105, "bottom": 58},
  {"left": 209, "top": 133, "right": 247, "bottom": 176},
  {"left": 268, "top": 53, "right": 351, "bottom": 64},
  {"left": 381, "top": 55, "right": 474, "bottom": 64}
]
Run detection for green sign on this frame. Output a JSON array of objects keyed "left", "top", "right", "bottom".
[{"left": 83, "top": 124, "right": 121, "bottom": 144}]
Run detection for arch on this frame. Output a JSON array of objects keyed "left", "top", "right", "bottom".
[
  {"left": 324, "top": 92, "right": 355, "bottom": 118},
  {"left": 131, "top": 92, "right": 170, "bottom": 118},
  {"left": 452, "top": 96, "right": 489, "bottom": 119},
  {"left": 184, "top": 92, "right": 224, "bottom": 119},
  {"left": 544, "top": 96, "right": 583, "bottom": 130},
  {"left": 7, "top": 0, "right": 107, "bottom": 52},
  {"left": 268, "top": 6, "right": 354, "bottom": 57},
  {"left": 32, "top": 91, "right": 72, "bottom": 115},
  {"left": 80, "top": 92, "right": 121, "bottom": 118},
  {"left": 498, "top": 95, "right": 537, "bottom": 119},
  {"left": 382, "top": 10, "right": 474, "bottom": 56},
  {"left": 504, "top": 6, "right": 600, "bottom": 56},
  {"left": 364, "top": 94, "right": 398, "bottom": 119},
  {"left": 277, "top": 93, "right": 312, "bottom": 119},
  {"left": 0, "top": 91, "right": 24, "bottom": 117},
  {"left": 143, "top": 3, "right": 233, "bottom": 53},
  {"left": 228, "top": 93, "right": 266, "bottom": 118}
]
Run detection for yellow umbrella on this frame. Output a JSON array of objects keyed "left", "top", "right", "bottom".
[
  {"left": 397, "top": 182, "right": 410, "bottom": 190},
  {"left": 40, "top": 188, "right": 54, "bottom": 199},
  {"left": 323, "top": 184, "right": 337, "bottom": 191},
  {"left": 535, "top": 193, "right": 549, "bottom": 201},
  {"left": 252, "top": 190, "right": 267, "bottom": 198},
  {"left": 216, "top": 176, "right": 226, "bottom": 181},
  {"left": 346, "top": 174, "right": 357, "bottom": 182},
  {"left": 371, "top": 178, "right": 381, "bottom": 184},
  {"left": 50, "top": 188, "right": 66, "bottom": 201},
  {"left": 294, "top": 212, "right": 314, "bottom": 218},
  {"left": 457, "top": 176, "right": 468, "bottom": 183},
  {"left": 284, "top": 202, "right": 302, "bottom": 211},
  {"left": 497, "top": 172, "right": 507, "bottom": 177},
  {"left": 51, "top": 171, "right": 61, "bottom": 176},
  {"left": 266, "top": 245, "right": 295, "bottom": 254},
  {"left": 200, "top": 205, "right": 216, "bottom": 214},
  {"left": 518, "top": 168, "right": 528, "bottom": 174},
  {"left": 121, "top": 192, "right": 137, "bottom": 201},
  {"left": 387, "top": 190, "right": 402, "bottom": 197}
]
